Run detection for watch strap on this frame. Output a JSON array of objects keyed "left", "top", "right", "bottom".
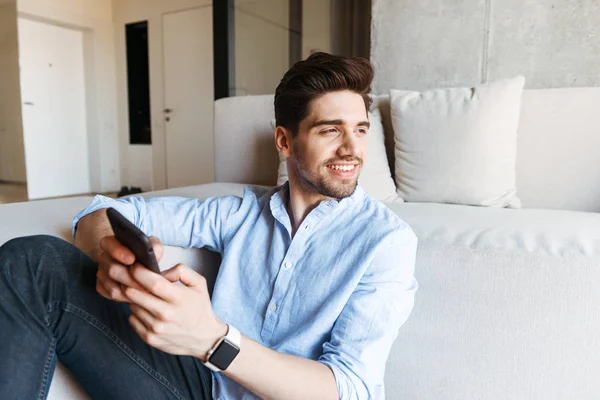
[
  {"left": 202, "top": 324, "right": 241, "bottom": 372},
  {"left": 225, "top": 325, "right": 241, "bottom": 346}
]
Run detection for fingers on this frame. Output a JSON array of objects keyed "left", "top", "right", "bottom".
[
  {"left": 97, "top": 252, "right": 144, "bottom": 290},
  {"left": 96, "top": 250, "right": 145, "bottom": 303},
  {"left": 149, "top": 236, "right": 164, "bottom": 262},
  {"left": 129, "top": 303, "right": 160, "bottom": 331},
  {"left": 99, "top": 236, "right": 135, "bottom": 265},
  {"left": 96, "top": 234, "right": 169, "bottom": 304},
  {"left": 96, "top": 266, "right": 131, "bottom": 302},
  {"left": 128, "top": 314, "right": 151, "bottom": 345},
  {"left": 128, "top": 313, "right": 164, "bottom": 349},
  {"left": 129, "top": 264, "right": 182, "bottom": 302},
  {"left": 125, "top": 285, "right": 169, "bottom": 317},
  {"left": 161, "top": 264, "right": 207, "bottom": 289},
  {"left": 95, "top": 275, "right": 111, "bottom": 299}
]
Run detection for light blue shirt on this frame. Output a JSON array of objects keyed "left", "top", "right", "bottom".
[{"left": 73, "top": 183, "right": 418, "bottom": 399}]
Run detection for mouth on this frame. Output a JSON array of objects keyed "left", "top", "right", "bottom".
[{"left": 326, "top": 163, "right": 359, "bottom": 178}]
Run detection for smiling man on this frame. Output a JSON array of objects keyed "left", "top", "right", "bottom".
[{"left": 0, "top": 53, "right": 418, "bottom": 399}]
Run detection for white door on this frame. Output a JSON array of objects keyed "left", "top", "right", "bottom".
[
  {"left": 163, "top": 6, "right": 215, "bottom": 189},
  {"left": 17, "top": 18, "right": 90, "bottom": 200}
]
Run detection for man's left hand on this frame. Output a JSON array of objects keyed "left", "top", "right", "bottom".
[{"left": 125, "top": 263, "right": 227, "bottom": 360}]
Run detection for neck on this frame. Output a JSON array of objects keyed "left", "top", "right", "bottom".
[{"left": 286, "top": 179, "right": 330, "bottom": 237}]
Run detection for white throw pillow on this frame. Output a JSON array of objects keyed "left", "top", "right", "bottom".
[
  {"left": 273, "top": 109, "right": 399, "bottom": 202},
  {"left": 390, "top": 76, "right": 525, "bottom": 208}
]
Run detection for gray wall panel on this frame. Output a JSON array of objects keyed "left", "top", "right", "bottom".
[
  {"left": 371, "top": 0, "right": 487, "bottom": 93},
  {"left": 488, "top": 0, "right": 600, "bottom": 88},
  {"left": 372, "top": 0, "right": 600, "bottom": 91}
]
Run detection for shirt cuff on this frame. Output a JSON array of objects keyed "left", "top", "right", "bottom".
[
  {"left": 71, "top": 195, "right": 136, "bottom": 239},
  {"left": 319, "top": 359, "right": 369, "bottom": 400}
]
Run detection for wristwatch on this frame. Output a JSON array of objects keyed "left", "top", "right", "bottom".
[{"left": 202, "top": 324, "right": 241, "bottom": 372}]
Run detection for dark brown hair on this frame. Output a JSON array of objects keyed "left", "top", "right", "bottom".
[{"left": 274, "top": 52, "right": 374, "bottom": 136}]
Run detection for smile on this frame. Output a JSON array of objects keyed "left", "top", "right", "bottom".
[{"left": 327, "top": 164, "right": 357, "bottom": 172}]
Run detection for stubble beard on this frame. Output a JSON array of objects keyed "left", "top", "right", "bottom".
[{"left": 292, "top": 144, "right": 360, "bottom": 200}]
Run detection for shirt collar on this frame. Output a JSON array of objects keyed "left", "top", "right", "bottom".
[{"left": 269, "top": 181, "right": 365, "bottom": 229}]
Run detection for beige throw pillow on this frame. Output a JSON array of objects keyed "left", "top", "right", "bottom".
[
  {"left": 390, "top": 76, "right": 525, "bottom": 208},
  {"left": 274, "top": 109, "right": 399, "bottom": 202}
]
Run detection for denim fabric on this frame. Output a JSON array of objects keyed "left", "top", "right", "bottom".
[{"left": 0, "top": 235, "right": 212, "bottom": 399}]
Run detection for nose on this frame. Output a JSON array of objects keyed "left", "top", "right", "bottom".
[{"left": 337, "top": 129, "right": 361, "bottom": 158}]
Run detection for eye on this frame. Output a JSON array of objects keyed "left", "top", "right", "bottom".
[
  {"left": 356, "top": 127, "right": 369, "bottom": 135},
  {"left": 320, "top": 127, "right": 338, "bottom": 134}
]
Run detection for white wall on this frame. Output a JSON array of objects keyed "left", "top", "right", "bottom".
[
  {"left": 17, "top": 0, "right": 120, "bottom": 193},
  {"left": 302, "top": 0, "right": 331, "bottom": 59},
  {"left": 112, "top": 0, "right": 212, "bottom": 191},
  {"left": 0, "top": 1, "right": 26, "bottom": 182},
  {"left": 234, "top": 0, "right": 289, "bottom": 96}
]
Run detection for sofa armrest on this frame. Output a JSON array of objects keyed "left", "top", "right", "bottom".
[{"left": 159, "top": 246, "right": 221, "bottom": 297}]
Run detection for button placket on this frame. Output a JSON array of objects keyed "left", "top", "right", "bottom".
[
  {"left": 262, "top": 204, "right": 331, "bottom": 341},
  {"left": 262, "top": 249, "right": 297, "bottom": 340}
]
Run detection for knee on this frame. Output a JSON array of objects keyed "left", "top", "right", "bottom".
[
  {"left": 1, "top": 234, "right": 69, "bottom": 252},
  {"left": 0, "top": 235, "right": 82, "bottom": 277},
  {"left": 0, "top": 235, "right": 74, "bottom": 267}
]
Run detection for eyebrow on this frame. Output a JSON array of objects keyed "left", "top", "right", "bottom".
[{"left": 309, "top": 119, "right": 370, "bottom": 129}]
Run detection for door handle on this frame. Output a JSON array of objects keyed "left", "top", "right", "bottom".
[{"left": 164, "top": 108, "right": 173, "bottom": 113}]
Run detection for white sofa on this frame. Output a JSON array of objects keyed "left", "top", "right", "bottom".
[{"left": 2, "top": 87, "right": 600, "bottom": 399}]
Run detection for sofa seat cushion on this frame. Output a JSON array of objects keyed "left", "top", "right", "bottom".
[{"left": 381, "top": 201, "right": 600, "bottom": 399}]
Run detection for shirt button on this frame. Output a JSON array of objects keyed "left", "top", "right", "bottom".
[
  {"left": 284, "top": 261, "right": 292, "bottom": 269},
  {"left": 270, "top": 304, "right": 277, "bottom": 312},
  {"left": 304, "top": 225, "right": 310, "bottom": 230}
]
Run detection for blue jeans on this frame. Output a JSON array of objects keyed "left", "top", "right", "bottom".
[{"left": 0, "top": 235, "right": 213, "bottom": 399}]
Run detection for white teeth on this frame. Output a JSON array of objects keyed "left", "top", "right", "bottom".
[{"left": 329, "top": 165, "right": 355, "bottom": 172}]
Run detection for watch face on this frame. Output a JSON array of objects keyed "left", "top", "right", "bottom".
[{"left": 208, "top": 339, "right": 240, "bottom": 370}]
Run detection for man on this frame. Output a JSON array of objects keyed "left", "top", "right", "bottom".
[{"left": 0, "top": 52, "right": 417, "bottom": 399}]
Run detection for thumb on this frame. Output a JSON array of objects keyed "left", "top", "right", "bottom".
[
  {"left": 162, "top": 263, "right": 206, "bottom": 289},
  {"left": 149, "top": 236, "right": 164, "bottom": 262}
]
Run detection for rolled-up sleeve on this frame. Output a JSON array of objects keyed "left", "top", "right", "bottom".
[
  {"left": 318, "top": 230, "right": 418, "bottom": 399},
  {"left": 72, "top": 195, "right": 133, "bottom": 238},
  {"left": 72, "top": 194, "right": 243, "bottom": 253}
]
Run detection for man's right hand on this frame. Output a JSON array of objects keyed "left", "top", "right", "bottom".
[{"left": 96, "top": 235, "right": 164, "bottom": 302}]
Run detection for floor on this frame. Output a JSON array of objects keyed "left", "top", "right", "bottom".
[{"left": 0, "top": 183, "right": 117, "bottom": 205}]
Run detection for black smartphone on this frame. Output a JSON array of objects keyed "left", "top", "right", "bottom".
[{"left": 106, "top": 207, "right": 161, "bottom": 273}]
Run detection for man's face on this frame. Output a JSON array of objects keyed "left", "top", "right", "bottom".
[{"left": 287, "top": 90, "right": 369, "bottom": 200}]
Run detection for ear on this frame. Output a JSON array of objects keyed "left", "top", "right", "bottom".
[{"left": 274, "top": 126, "right": 293, "bottom": 158}]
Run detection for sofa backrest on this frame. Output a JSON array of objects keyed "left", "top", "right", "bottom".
[{"left": 214, "top": 87, "right": 600, "bottom": 212}]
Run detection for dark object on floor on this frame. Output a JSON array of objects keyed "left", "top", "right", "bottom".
[{"left": 117, "top": 186, "right": 143, "bottom": 198}]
